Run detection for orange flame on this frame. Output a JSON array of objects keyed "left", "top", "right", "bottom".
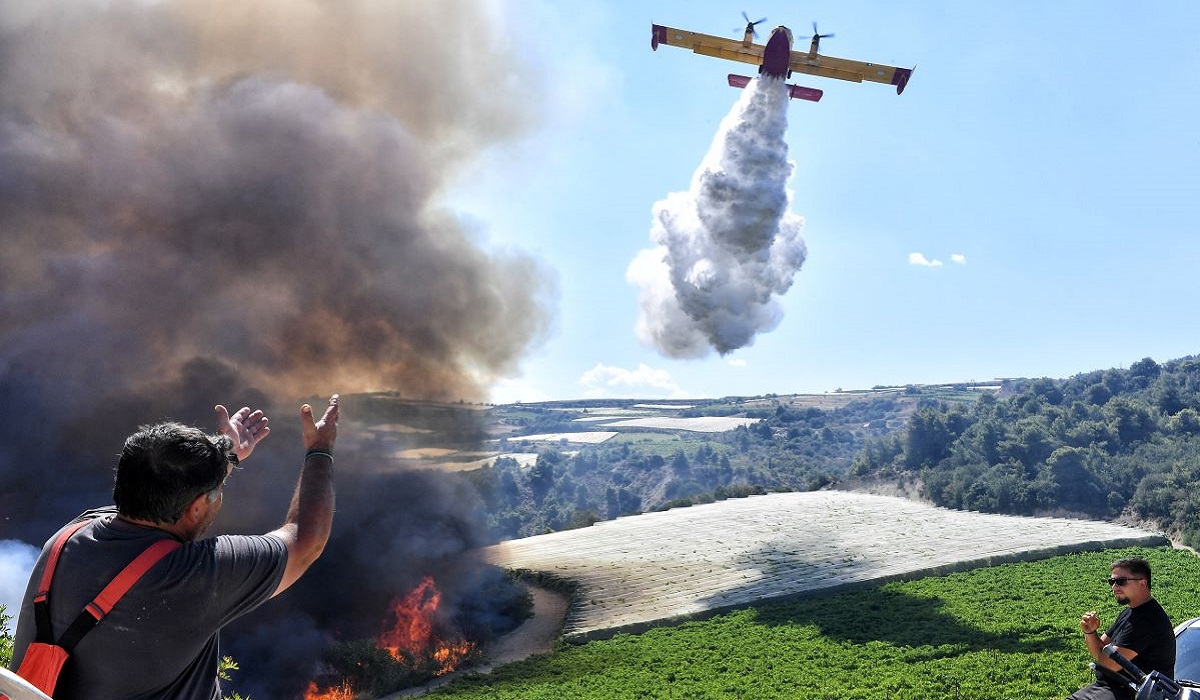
[
  {"left": 303, "top": 680, "right": 355, "bottom": 700},
  {"left": 378, "top": 575, "right": 474, "bottom": 675}
]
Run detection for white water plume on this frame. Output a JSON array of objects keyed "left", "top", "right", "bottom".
[{"left": 628, "top": 76, "right": 807, "bottom": 358}]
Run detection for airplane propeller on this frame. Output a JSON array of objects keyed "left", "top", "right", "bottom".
[
  {"left": 810, "top": 22, "right": 835, "bottom": 52},
  {"left": 739, "top": 11, "right": 767, "bottom": 38}
]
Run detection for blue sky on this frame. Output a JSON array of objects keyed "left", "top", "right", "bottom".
[{"left": 451, "top": 2, "right": 1200, "bottom": 403}]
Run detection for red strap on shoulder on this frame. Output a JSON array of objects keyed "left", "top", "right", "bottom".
[
  {"left": 32, "top": 519, "right": 93, "bottom": 602},
  {"left": 84, "top": 538, "right": 181, "bottom": 620}
]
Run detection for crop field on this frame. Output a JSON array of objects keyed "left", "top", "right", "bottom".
[
  {"left": 427, "top": 546, "right": 1200, "bottom": 700},
  {"left": 598, "top": 416, "right": 760, "bottom": 432},
  {"left": 482, "top": 491, "right": 1164, "bottom": 640},
  {"left": 605, "top": 431, "right": 689, "bottom": 448},
  {"left": 511, "top": 432, "right": 619, "bottom": 445},
  {"left": 735, "top": 392, "right": 890, "bottom": 411},
  {"left": 423, "top": 452, "right": 543, "bottom": 472},
  {"left": 550, "top": 407, "right": 665, "bottom": 417}
]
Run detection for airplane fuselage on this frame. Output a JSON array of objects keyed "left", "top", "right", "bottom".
[{"left": 758, "top": 26, "right": 793, "bottom": 79}]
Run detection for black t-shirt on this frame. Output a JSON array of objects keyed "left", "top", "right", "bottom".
[
  {"left": 11, "top": 510, "right": 287, "bottom": 699},
  {"left": 1104, "top": 597, "right": 1176, "bottom": 679},
  {"left": 1099, "top": 595, "right": 1180, "bottom": 691}
]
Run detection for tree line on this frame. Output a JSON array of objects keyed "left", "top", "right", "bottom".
[
  {"left": 852, "top": 356, "right": 1200, "bottom": 547},
  {"left": 469, "top": 396, "right": 908, "bottom": 540}
]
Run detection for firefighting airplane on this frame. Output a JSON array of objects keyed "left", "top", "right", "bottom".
[{"left": 650, "top": 14, "right": 914, "bottom": 102}]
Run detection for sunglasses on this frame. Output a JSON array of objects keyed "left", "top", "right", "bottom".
[{"left": 1107, "top": 576, "right": 1145, "bottom": 587}]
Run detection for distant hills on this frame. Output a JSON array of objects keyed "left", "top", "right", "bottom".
[
  {"left": 341, "top": 354, "right": 1200, "bottom": 547},
  {"left": 342, "top": 381, "right": 994, "bottom": 541}
]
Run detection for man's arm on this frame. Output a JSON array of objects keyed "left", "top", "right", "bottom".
[
  {"left": 267, "top": 394, "right": 339, "bottom": 597},
  {"left": 1081, "top": 612, "right": 1138, "bottom": 672},
  {"left": 1085, "top": 630, "right": 1139, "bottom": 671}
]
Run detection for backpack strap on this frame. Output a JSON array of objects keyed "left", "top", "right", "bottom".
[
  {"left": 56, "top": 538, "right": 181, "bottom": 652},
  {"left": 30, "top": 519, "right": 94, "bottom": 645},
  {"left": 31, "top": 515, "right": 182, "bottom": 652}
]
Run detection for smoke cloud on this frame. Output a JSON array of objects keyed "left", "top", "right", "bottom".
[
  {"left": 628, "top": 76, "right": 807, "bottom": 358},
  {"left": 1, "top": 0, "right": 553, "bottom": 693},
  {"left": 0, "top": 0, "right": 553, "bottom": 406},
  {"left": 0, "top": 0, "right": 552, "bottom": 529},
  {"left": 0, "top": 540, "right": 38, "bottom": 617}
]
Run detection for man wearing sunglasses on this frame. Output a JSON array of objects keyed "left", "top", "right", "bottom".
[
  {"left": 1068, "top": 557, "right": 1175, "bottom": 700},
  {"left": 9, "top": 395, "right": 340, "bottom": 699}
]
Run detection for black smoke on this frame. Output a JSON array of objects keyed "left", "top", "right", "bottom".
[
  {"left": 219, "top": 429, "right": 522, "bottom": 697},
  {"left": 1, "top": 0, "right": 552, "bottom": 695}
]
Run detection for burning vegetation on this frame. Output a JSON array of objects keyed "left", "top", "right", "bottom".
[
  {"left": 379, "top": 576, "right": 478, "bottom": 675},
  {"left": 303, "top": 680, "right": 356, "bottom": 700},
  {"left": 301, "top": 569, "right": 528, "bottom": 697}
]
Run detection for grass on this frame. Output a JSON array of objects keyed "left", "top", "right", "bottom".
[{"left": 425, "top": 546, "right": 1200, "bottom": 700}]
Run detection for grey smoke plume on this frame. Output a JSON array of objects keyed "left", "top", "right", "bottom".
[
  {"left": 628, "top": 75, "right": 807, "bottom": 357},
  {"left": 1, "top": 0, "right": 552, "bottom": 693},
  {"left": 0, "top": 0, "right": 553, "bottom": 404},
  {"left": 0, "top": 0, "right": 552, "bottom": 528},
  {"left": 0, "top": 539, "right": 37, "bottom": 616}
]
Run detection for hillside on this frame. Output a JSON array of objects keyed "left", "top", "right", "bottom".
[
  {"left": 405, "top": 545, "right": 1200, "bottom": 700},
  {"left": 481, "top": 490, "right": 1164, "bottom": 641},
  {"left": 344, "top": 383, "right": 1001, "bottom": 541},
  {"left": 271, "top": 362, "right": 1200, "bottom": 697},
  {"left": 341, "top": 353, "right": 1200, "bottom": 552},
  {"left": 852, "top": 355, "right": 1200, "bottom": 548}
]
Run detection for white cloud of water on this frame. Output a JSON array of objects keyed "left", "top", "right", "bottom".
[{"left": 629, "top": 76, "right": 806, "bottom": 358}]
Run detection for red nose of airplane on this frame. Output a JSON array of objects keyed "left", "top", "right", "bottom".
[{"left": 759, "top": 26, "right": 792, "bottom": 78}]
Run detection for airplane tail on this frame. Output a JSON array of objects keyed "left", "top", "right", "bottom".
[{"left": 727, "top": 74, "right": 823, "bottom": 102}]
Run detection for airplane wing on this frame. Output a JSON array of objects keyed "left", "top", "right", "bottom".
[
  {"left": 788, "top": 52, "right": 914, "bottom": 94},
  {"left": 651, "top": 25, "right": 764, "bottom": 68}
]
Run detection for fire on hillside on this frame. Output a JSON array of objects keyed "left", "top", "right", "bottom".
[
  {"left": 303, "top": 575, "right": 482, "bottom": 698},
  {"left": 380, "top": 576, "right": 477, "bottom": 674},
  {"left": 304, "top": 680, "right": 356, "bottom": 700}
]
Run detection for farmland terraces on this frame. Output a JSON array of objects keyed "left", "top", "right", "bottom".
[
  {"left": 344, "top": 384, "right": 990, "bottom": 541},
  {"left": 394, "top": 492, "right": 1175, "bottom": 700},
  {"left": 481, "top": 490, "right": 1164, "bottom": 640}
]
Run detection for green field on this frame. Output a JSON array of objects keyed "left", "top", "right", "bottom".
[{"left": 427, "top": 547, "right": 1200, "bottom": 700}]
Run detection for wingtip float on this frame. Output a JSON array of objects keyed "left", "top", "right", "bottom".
[{"left": 651, "top": 16, "right": 914, "bottom": 101}]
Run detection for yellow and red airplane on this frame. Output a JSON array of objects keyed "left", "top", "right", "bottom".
[{"left": 651, "top": 15, "right": 913, "bottom": 102}]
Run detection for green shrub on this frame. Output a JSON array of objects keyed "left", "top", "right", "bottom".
[{"left": 1, "top": 604, "right": 13, "bottom": 668}]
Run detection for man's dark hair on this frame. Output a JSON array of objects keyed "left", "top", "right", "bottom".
[
  {"left": 1112, "top": 557, "right": 1153, "bottom": 589},
  {"left": 112, "top": 422, "right": 232, "bottom": 524}
]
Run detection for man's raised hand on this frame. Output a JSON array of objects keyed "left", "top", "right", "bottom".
[
  {"left": 301, "top": 394, "right": 339, "bottom": 453},
  {"left": 215, "top": 404, "right": 272, "bottom": 462}
]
